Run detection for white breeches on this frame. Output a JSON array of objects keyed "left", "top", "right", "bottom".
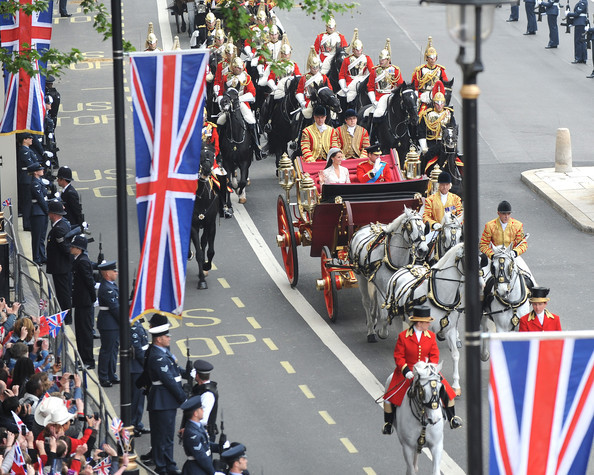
[
  {"left": 302, "top": 103, "right": 313, "bottom": 119},
  {"left": 373, "top": 94, "right": 390, "bottom": 117},
  {"left": 321, "top": 54, "right": 334, "bottom": 75},
  {"left": 338, "top": 77, "right": 366, "bottom": 102},
  {"left": 216, "top": 103, "right": 256, "bottom": 125},
  {"left": 273, "top": 77, "right": 289, "bottom": 99}
]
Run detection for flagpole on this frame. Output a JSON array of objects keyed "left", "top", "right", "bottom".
[{"left": 109, "top": 0, "right": 133, "bottom": 452}]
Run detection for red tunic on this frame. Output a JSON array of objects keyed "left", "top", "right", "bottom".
[
  {"left": 339, "top": 55, "right": 374, "bottom": 85},
  {"left": 519, "top": 310, "right": 562, "bottom": 332},
  {"left": 356, "top": 160, "right": 394, "bottom": 183},
  {"left": 314, "top": 32, "right": 348, "bottom": 62}
]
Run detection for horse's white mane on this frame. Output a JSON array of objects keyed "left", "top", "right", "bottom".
[
  {"left": 385, "top": 206, "right": 417, "bottom": 234},
  {"left": 432, "top": 242, "right": 464, "bottom": 270},
  {"left": 413, "top": 361, "right": 442, "bottom": 379},
  {"left": 441, "top": 211, "right": 463, "bottom": 226}
]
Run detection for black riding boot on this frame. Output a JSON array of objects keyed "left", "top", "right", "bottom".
[
  {"left": 382, "top": 404, "right": 395, "bottom": 435},
  {"left": 248, "top": 123, "right": 263, "bottom": 161},
  {"left": 444, "top": 404, "right": 463, "bottom": 429}
]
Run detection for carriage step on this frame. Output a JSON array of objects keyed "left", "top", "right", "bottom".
[{"left": 326, "top": 258, "right": 351, "bottom": 269}]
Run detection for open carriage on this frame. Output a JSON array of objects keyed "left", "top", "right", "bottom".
[{"left": 276, "top": 150, "right": 428, "bottom": 322}]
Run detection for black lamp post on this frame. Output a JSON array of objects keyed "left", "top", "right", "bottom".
[{"left": 419, "top": 1, "right": 513, "bottom": 473}]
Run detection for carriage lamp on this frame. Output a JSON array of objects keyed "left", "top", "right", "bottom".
[
  {"left": 428, "top": 164, "right": 442, "bottom": 196},
  {"left": 299, "top": 173, "right": 318, "bottom": 213},
  {"left": 419, "top": 1, "right": 514, "bottom": 474},
  {"left": 277, "top": 153, "right": 295, "bottom": 199},
  {"left": 404, "top": 146, "right": 421, "bottom": 180}
]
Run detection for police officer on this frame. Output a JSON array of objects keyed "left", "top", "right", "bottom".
[
  {"left": 28, "top": 163, "right": 48, "bottom": 265},
  {"left": 96, "top": 260, "right": 120, "bottom": 387},
  {"left": 220, "top": 444, "right": 248, "bottom": 475},
  {"left": 45, "top": 75, "right": 61, "bottom": 122},
  {"left": 566, "top": 0, "right": 588, "bottom": 63},
  {"left": 191, "top": 360, "right": 219, "bottom": 441},
  {"left": 131, "top": 317, "right": 150, "bottom": 437},
  {"left": 17, "top": 133, "right": 39, "bottom": 230},
  {"left": 46, "top": 200, "right": 72, "bottom": 322},
  {"left": 56, "top": 166, "right": 83, "bottom": 227},
  {"left": 146, "top": 313, "right": 187, "bottom": 475},
  {"left": 70, "top": 234, "right": 96, "bottom": 369},
  {"left": 179, "top": 396, "right": 215, "bottom": 475}
]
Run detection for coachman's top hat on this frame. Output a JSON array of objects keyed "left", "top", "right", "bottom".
[
  {"left": 530, "top": 287, "right": 550, "bottom": 303},
  {"left": 409, "top": 305, "right": 434, "bottom": 322}
]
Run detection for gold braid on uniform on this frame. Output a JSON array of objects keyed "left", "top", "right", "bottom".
[
  {"left": 422, "top": 109, "right": 451, "bottom": 140},
  {"left": 417, "top": 66, "right": 443, "bottom": 91}
]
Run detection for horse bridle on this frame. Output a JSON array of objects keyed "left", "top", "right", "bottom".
[
  {"left": 408, "top": 375, "right": 442, "bottom": 454},
  {"left": 386, "top": 87, "right": 416, "bottom": 143},
  {"left": 222, "top": 90, "right": 247, "bottom": 145}
]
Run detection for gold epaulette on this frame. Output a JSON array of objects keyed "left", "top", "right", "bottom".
[
  {"left": 198, "top": 24, "right": 206, "bottom": 28},
  {"left": 435, "top": 63, "right": 445, "bottom": 70},
  {"left": 423, "top": 331, "right": 432, "bottom": 338},
  {"left": 405, "top": 327, "right": 414, "bottom": 337}
]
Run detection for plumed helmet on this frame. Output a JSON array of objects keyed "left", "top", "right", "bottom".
[
  {"left": 433, "top": 92, "right": 445, "bottom": 103},
  {"left": 146, "top": 22, "right": 155, "bottom": 43},
  {"left": 432, "top": 80, "right": 445, "bottom": 104},
  {"left": 424, "top": 36, "right": 437, "bottom": 60},
  {"left": 256, "top": 3, "right": 267, "bottom": 21},
  {"left": 349, "top": 28, "right": 361, "bottom": 54},
  {"left": 147, "top": 33, "right": 157, "bottom": 45},
  {"left": 224, "top": 38, "right": 237, "bottom": 57},
  {"left": 280, "top": 35, "right": 291, "bottom": 55},
  {"left": 214, "top": 19, "right": 226, "bottom": 41},
  {"left": 172, "top": 35, "right": 181, "bottom": 51},
  {"left": 306, "top": 45, "right": 321, "bottom": 70},
  {"left": 231, "top": 56, "right": 244, "bottom": 70},
  {"left": 269, "top": 24, "right": 280, "bottom": 36},
  {"left": 205, "top": 12, "right": 216, "bottom": 24},
  {"left": 326, "top": 16, "right": 336, "bottom": 29},
  {"left": 379, "top": 38, "right": 391, "bottom": 61}
]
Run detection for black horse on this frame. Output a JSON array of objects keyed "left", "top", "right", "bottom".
[
  {"left": 424, "top": 126, "right": 464, "bottom": 199},
  {"left": 357, "top": 81, "right": 418, "bottom": 169},
  {"left": 326, "top": 46, "right": 348, "bottom": 93},
  {"left": 190, "top": 155, "right": 218, "bottom": 289},
  {"left": 218, "top": 88, "right": 255, "bottom": 204}
]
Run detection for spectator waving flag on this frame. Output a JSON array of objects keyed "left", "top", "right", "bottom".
[
  {"left": 110, "top": 417, "right": 123, "bottom": 440},
  {"left": 11, "top": 443, "right": 27, "bottom": 474},
  {"left": 0, "top": 0, "right": 53, "bottom": 134},
  {"left": 93, "top": 457, "right": 111, "bottom": 475},
  {"left": 12, "top": 411, "right": 27, "bottom": 434},
  {"left": 128, "top": 50, "right": 209, "bottom": 322},
  {"left": 489, "top": 337, "right": 594, "bottom": 475}
]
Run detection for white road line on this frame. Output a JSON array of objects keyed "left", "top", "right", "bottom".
[{"left": 233, "top": 205, "right": 465, "bottom": 475}]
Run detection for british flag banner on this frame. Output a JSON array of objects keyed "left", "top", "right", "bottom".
[
  {"left": 489, "top": 337, "right": 594, "bottom": 475},
  {"left": 0, "top": 0, "right": 53, "bottom": 134},
  {"left": 129, "top": 50, "right": 209, "bottom": 322}
]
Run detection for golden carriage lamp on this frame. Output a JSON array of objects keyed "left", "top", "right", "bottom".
[
  {"left": 277, "top": 153, "right": 295, "bottom": 201},
  {"left": 403, "top": 146, "right": 422, "bottom": 180},
  {"left": 420, "top": 1, "right": 514, "bottom": 474},
  {"left": 428, "top": 164, "right": 442, "bottom": 196},
  {"left": 298, "top": 173, "right": 318, "bottom": 213}
]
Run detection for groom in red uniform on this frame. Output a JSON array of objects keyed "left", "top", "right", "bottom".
[
  {"left": 518, "top": 287, "right": 562, "bottom": 332},
  {"left": 382, "top": 305, "right": 462, "bottom": 434}
]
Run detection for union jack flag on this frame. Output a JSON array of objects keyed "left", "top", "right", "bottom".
[
  {"left": 2, "top": 197, "right": 11, "bottom": 208},
  {"left": 11, "top": 443, "right": 26, "bottom": 474},
  {"left": 38, "top": 309, "right": 67, "bottom": 338},
  {"left": 110, "top": 417, "right": 123, "bottom": 440},
  {"left": 36, "top": 456, "right": 43, "bottom": 475},
  {"left": 0, "top": 0, "right": 53, "bottom": 134},
  {"left": 489, "top": 338, "right": 594, "bottom": 475},
  {"left": 129, "top": 50, "right": 209, "bottom": 322},
  {"left": 12, "top": 411, "right": 27, "bottom": 434},
  {"left": 93, "top": 457, "right": 111, "bottom": 475}
]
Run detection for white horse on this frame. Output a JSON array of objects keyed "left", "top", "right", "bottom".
[
  {"left": 382, "top": 243, "right": 481, "bottom": 393},
  {"left": 348, "top": 207, "right": 429, "bottom": 342},
  {"left": 426, "top": 211, "right": 463, "bottom": 265},
  {"left": 391, "top": 362, "right": 445, "bottom": 475},
  {"left": 480, "top": 244, "right": 535, "bottom": 360}
]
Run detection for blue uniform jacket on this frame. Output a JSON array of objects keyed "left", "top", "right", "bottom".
[
  {"left": 542, "top": 0, "right": 559, "bottom": 14},
  {"left": 97, "top": 280, "right": 119, "bottom": 331},
  {"left": 147, "top": 345, "right": 187, "bottom": 411},
  {"left": 182, "top": 420, "right": 215, "bottom": 475},
  {"left": 130, "top": 321, "right": 149, "bottom": 374},
  {"left": 30, "top": 177, "right": 48, "bottom": 216},
  {"left": 567, "top": 0, "right": 588, "bottom": 25}
]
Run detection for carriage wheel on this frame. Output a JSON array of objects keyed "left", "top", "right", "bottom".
[
  {"left": 321, "top": 246, "right": 339, "bottom": 323},
  {"left": 277, "top": 195, "right": 299, "bottom": 287}
]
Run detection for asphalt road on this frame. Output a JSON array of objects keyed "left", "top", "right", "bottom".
[{"left": 47, "top": 0, "right": 594, "bottom": 473}]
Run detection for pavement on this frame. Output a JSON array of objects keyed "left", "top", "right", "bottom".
[{"left": 521, "top": 166, "right": 594, "bottom": 234}]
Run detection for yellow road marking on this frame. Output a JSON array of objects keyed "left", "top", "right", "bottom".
[
  {"left": 262, "top": 338, "right": 277, "bottom": 350},
  {"left": 280, "top": 361, "right": 295, "bottom": 374},
  {"left": 318, "top": 411, "right": 335, "bottom": 425},
  {"left": 246, "top": 317, "right": 261, "bottom": 329},
  {"left": 340, "top": 438, "right": 358, "bottom": 453},
  {"left": 218, "top": 278, "right": 230, "bottom": 288},
  {"left": 299, "top": 385, "right": 314, "bottom": 399},
  {"left": 363, "top": 468, "right": 376, "bottom": 474},
  {"left": 231, "top": 297, "right": 244, "bottom": 308},
  {"left": 210, "top": 262, "right": 218, "bottom": 270}
]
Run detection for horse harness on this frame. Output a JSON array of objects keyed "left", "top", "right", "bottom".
[
  {"left": 195, "top": 176, "right": 218, "bottom": 222},
  {"left": 407, "top": 377, "right": 442, "bottom": 454}
]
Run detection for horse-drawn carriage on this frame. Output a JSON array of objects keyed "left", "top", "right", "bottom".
[{"left": 275, "top": 150, "right": 428, "bottom": 322}]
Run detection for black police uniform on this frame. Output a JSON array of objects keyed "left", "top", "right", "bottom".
[
  {"left": 60, "top": 183, "right": 83, "bottom": 226},
  {"left": 147, "top": 343, "right": 187, "bottom": 474},
  {"left": 71, "top": 240, "right": 96, "bottom": 368},
  {"left": 97, "top": 265, "right": 120, "bottom": 385},
  {"left": 130, "top": 320, "right": 149, "bottom": 432},
  {"left": 46, "top": 212, "right": 72, "bottom": 318},
  {"left": 29, "top": 173, "right": 48, "bottom": 264},
  {"left": 567, "top": 0, "right": 588, "bottom": 62},
  {"left": 45, "top": 81, "right": 61, "bottom": 122},
  {"left": 17, "top": 141, "right": 37, "bottom": 229}
]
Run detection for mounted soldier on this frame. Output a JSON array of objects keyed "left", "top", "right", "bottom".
[
  {"left": 295, "top": 46, "right": 333, "bottom": 120},
  {"left": 314, "top": 16, "right": 348, "bottom": 75},
  {"left": 418, "top": 80, "right": 455, "bottom": 157},
  {"left": 338, "top": 29, "right": 374, "bottom": 114},
  {"left": 191, "top": 10, "right": 217, "bottom": 48},
  {"left": 367, "top": 39, "right": 404, "bottom": 122},
  {"left": 213, "top": 37, "right": 238, "bottom": 99},
  {"left": 243, "top": 3, "right": 270, "bottom": 68},
  {"left": 144, "top": 22, "right": 162, "bottom": 51},
  {"left": 411, "top": 37, "right": 448, "bottom": 116}
]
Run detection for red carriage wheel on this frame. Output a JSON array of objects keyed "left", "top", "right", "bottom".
[
  {"left": 276, "top": 195, "right": 299, "bottom": 287},
  {"left": 320, "top": 246, "right": 339, "bottom": 322}
]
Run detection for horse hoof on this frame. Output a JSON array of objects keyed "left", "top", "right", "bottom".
[
  {"left": 247, "top": 178, "right": 251, "bottom": 186},
  {"left": 203, "top": 262, "right": 212, "bottom": 272},
  {"left": 377, "top": 328, "right": 389, "bottom": 340},
  {"left": 239, "top": 197, "right": 247, "bottom": 204},
  {"left": 455, "top": 388, "right": 462, "bottom": 397},
  {"left": 198, "top": 281, "right": 208, "bottom": 290},
  {"left": 224, "top": 209, "right": 234, "bottom": 219},
  {"left": 367, "top": 334, "right": 378, "bottom": 343}
]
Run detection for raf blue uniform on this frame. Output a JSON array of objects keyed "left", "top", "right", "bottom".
[
  {"left": 147, "top": 344, "right": 187, "bottom": 474},
  {"left": 131, "top": 320, "right": 149, "bottom": 432},
  {"left": 567, "top": 0, "right": 588, "bottom": 62},
  {"left": 524, "top": 0, "right": 538, "bottom": 34},
  {"left": 542, "top": 0, "right": 560, "bottom": 48},
  {"left": 30, "top": 174, "right": 48, "bottom": 264},
  {"left": 508, "top": 2, "right": 520, "bottom": 21},
  {"left": 182, "top": 420, "right": 215, "bottom": 475},
  {"left": 97, "top": 277, "right": 120, "bottom": 384}
]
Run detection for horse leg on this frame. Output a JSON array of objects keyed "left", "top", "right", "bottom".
[
  {"left": 203, "top": 223, "right": 216, "bottom": 272},
  {"left": 444, "top": 324, "right": 461, "bottom": 395},
  {"left": 237, "top": 162, "right": 249, "bottom": 204},
  {"left": 430, "top": 438, "right": 444, "bottom": 475},
  {"left": 356, "top": 275, "right": 378, "bottom": 342},
  {"left": 480, "top": 313, "right": 491, "bottom": 361},
  {"left": 192, "top": 225, "right": 207, "bottom": 289}
]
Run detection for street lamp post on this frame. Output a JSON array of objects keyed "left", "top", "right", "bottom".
[{"left": 420, "top": 1, "right": 513, "bottom": 473}]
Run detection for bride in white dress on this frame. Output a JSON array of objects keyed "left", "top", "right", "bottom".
[{"left": 318, "top": 148, "right": 351, "bottom": 185}]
